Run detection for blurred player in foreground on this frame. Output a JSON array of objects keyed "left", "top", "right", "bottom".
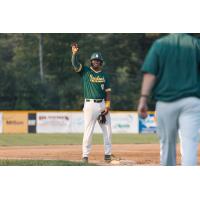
[{"left": 138, "top": 34, "right": 200, "bottom": 166}]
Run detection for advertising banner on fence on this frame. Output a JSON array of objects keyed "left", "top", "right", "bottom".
[
  {"left": 70, "top": 112, "right": 139, "bottom": 134},
  {"left": 37, "top": 112, "right": 71, "bottom": 133},
  {"left": 70, "top": 112, "right": 84, "bottom": 133},
  {"left": 109, "top": 112, "right": 138, "bottom": 133},
  {"left": 37, "top": 111, "right": 139, "bottom": 134},
  {"left": 3, "top": 112, "right": 28, "bottom": 134},
  {"left": 0, "top": 113, "right": 2, "bottom": 134},
  {"left": 139, "top": 112, "right": 157, "bottom": 133}
]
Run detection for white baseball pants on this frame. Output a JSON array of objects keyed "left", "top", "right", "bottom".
[
  {"left": 82, "top": 100, "right": 112, "bottom": 158},
  {"left": 156, "top": 97, "right": 200, "bottom": 166}
]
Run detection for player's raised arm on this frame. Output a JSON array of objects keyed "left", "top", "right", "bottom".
[{"left": 71, "top": 42, "right": 83, "bottom": 72}]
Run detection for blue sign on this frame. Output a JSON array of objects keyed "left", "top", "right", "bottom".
[{"left": 139, "top": 113, "right": 157, "bottom": 133}]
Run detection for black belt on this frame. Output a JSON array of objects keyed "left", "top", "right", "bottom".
[{"left": 86, "top": 99, "right": 103, "bottom": 103}]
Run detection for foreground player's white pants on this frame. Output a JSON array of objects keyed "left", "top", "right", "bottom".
[
  {"left": 156, "top": 97, "right": 200, "bottom": 166},
  {"left": 82, "top": 100, "right": 112, "bottom": 158}
]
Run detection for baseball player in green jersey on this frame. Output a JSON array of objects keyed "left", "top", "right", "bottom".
[
  {"left": 71, "top": 42, "right": 112, "bottom": 163},
  {"left": 138, "top": 34, "right": 200, "bottom": 166}
]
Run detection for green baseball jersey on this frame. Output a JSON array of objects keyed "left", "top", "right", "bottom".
[
  {"left": 79, "top": 66, "right": 111, "bottom": 99},
  {"left": 142, "top": 33, "right": 200, "bottom": 102},
  {"left": 71, "top": 54, "right": 111, "bottom": 99}
]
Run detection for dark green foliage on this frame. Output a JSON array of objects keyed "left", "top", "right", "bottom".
[{"left": 0, "top": 33, "right": 199, "bottom": 110}]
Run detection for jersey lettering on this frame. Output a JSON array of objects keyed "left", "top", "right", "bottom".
[{"left": 90, "top": 74, "right": 105, "bottom": 83}]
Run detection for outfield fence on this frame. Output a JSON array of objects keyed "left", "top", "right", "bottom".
[{"left": 0, "top": 111, "right": 156, "bottom": 134}]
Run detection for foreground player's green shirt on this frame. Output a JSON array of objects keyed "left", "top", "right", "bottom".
[
  {"left": 142, "top": 33, "right": 200, "bottom": 102},
  {"left": 71, "top": 54, "right": 111, "bottom": 99}
]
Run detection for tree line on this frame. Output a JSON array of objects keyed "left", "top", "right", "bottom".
[{"left": 0, "top": 33, "right": 199, "bottom": 110}]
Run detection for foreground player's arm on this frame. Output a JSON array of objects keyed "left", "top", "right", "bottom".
[
  {"left": 71, "top": 42, "right": 83, "bottom": 72},
  {"left": 137, "top": 73, "right": 156, "bottom": 118},
  {"left": 138, "top": 41, "right": 159, "bottom": 119}
]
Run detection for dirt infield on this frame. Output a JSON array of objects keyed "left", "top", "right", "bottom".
[{"left": 0, "top": 144, "right": 200, "bottom": 165}]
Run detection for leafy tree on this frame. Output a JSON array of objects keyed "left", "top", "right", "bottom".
[{"left": 0, "top": 33, "right": 199, "bottom": 110}]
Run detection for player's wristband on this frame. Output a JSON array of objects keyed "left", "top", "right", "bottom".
[
  {"left": 105, "top": 101, "right": 111, "bottom": 108},
  {"left": 140, "top": 94, "right": 149, "bottom": 98}
]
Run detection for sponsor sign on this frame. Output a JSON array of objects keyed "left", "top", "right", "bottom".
[
  {"left": 37, "top": 112, "right": 71, "bottom": 133},
  {"left": 96, "top": 112, "right": 139, "bottom": 134},
  {"left": 3, "top": 112, "right": 28, "bottom": 134},
  {"left": 139, "top": 112, "right": 157, "bottom": 133},
  {"left": 70, "top": 112, "right": 84, "bottom": 133},
  {"left": 37, "top": 111, "right": 139, "bottom": 134}
]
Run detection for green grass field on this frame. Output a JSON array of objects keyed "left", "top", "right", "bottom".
[
  {"left": 0, "top": 159, "right": 95, "bottom": 166},
  {"left": 0, "top": 133, "right": 159, "bottom": 146}
]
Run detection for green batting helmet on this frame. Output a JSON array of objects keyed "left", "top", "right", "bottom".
[{"left": 90, "top": 52, "right": 104, "bottom": 62}]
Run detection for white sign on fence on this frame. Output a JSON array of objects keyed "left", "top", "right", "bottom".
[
  {"left": 93, "top": 112, "right": 138, "bottom": 134},
  {"left": 70, "top": 112, "right": 84, "bottom": 133},
  {"left": 37, "top": 112, "right": 71, "bottom": 133},
  {"left": 37, "top": 111, "right": 139, "bottom": 134},
  {"left": 110, "top": 112, "right": 138, "bottom": 133}
]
